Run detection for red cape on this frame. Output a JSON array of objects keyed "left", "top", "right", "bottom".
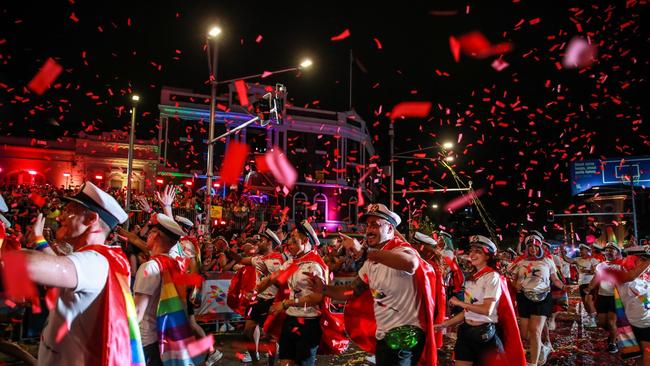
[
  {"left": 443, "top": 255, "right": 465, "bottom": 293},
  {"left": 263, "top": 250, "right": 349, "bottom": 355},
  {"left": 473, "top": 268, "right": 527, "bottom": 366},
  {"left": 344, "top": 238, "right": 438, "bottom": 366},
  {"left": 227, "top": 264, "right": 257, "bottom": 316}
]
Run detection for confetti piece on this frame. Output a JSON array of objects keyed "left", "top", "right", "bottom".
[
  {"left": 563, "top": 37, "right": 597, "bottom": 69},
  {"left": 27, "top": 58, "right": 63, "bottom": 95},
  {"left": 233, "top": 80, "right": 249, "bottom": 107},
  {"left": 491, "top": 58, "right": 510, "bottom": 71},
  {"left": 219, "top": 141, "right": 249, "bottom": 185},
  {"left": 330, "top": 28, "right": 350, "bottom": 41},
  {"left": 390, "top": 101, "right": 432, "bottom": 120},
  {"left": 449, "top": 36, "right": 461, "bottom": 62},
  {"left": 264, "top": 148, "right": 298, "bottom": 189},
  {"left": 1, "top": 251, "right": 38, "bottom": 301}
]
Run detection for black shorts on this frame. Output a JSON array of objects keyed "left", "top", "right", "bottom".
[
  {"left": 454, "top": 323, "right": 504, "bottom": 363},
  {"left": 579, "top": 284, "right": 591, "bottom": 299},
  {"left": 246, "top": 297, "right": 275, "bottom": 324},
  {"left": 632, "top": 325, "right": 650, "bottom": 343},
  {"left": 595, "top": 295, "right": 615, "bottom": 314},
  {"left": 278, "top": 315, "right": 321, "bottom": 364},
  {"left": 517, "top": 292, "right": 552, "bottom": 318}
]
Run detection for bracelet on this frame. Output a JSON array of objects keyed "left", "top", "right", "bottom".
[{"left": 33, "top": 236, "right": 50, "bottom": 251}]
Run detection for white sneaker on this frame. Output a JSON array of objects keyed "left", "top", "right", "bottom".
[
  {"left": 365, "top": 355, "right": 376, "bottom": 364},
  {"left": 538, "top": 343, "right": 551, "bottom": 366},
  {"left": 227, "top": 322, "right": 236, "bottom": 331},
  {"left": 240, "top": 351, "right": 259, "bottom": 363},
  {"left": 206, "top": 349, "right": 223, "bottom": 365},
  {"left": 218, "top": 323, "right": 227, "bottom": 332}
]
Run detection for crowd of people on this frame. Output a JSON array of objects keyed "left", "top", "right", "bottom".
[{"left": 0, "top": 182, "right": 649, "bottom": 366}]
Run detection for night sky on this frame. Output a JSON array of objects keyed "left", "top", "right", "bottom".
[{"left": 1, "top": 0, "right": 648, "bottom": 242}]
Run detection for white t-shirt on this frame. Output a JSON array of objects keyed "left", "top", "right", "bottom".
[
  {"left": 575, "top": 257, "right": 600, "bottom": 285},
  {"left": 552, "top": 255, "right": 571, "bottom": 279},
  {"left": 251, "top": 254, "right": 284, "bottom": 300},
  {"left": 464, "top": 271, "right": 502, "bottom": 324},
  {"left": 513, "top": 258, "right": 557, "bottom": 294},
  {"left": 358, "top": 246, "right": 422, "bottom": 339},
  {"left": 282, "top": 259, "right": 325, "bottom": 318},
  {"left": 38, "top": 250, "right": 110, "bottom": 366},
  {"left": 169, "top": 238, "right": 195, "bottom": 273},
  {"left": 134, "top": 260, "right": 163, "bottom": 346},
  {"left": 616, "top": 272, "right": 650, "bottom": 328},
  {"left": 596, "top": 262, "right": 621, "bottom": 296}
]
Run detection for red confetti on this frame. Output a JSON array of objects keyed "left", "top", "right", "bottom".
[
  {"left": 233, "top": 80, "right": 249, "bottom": 107},
  {"left": 219, "top": 141, "right": 250, "bottom": 185},
  {"left": 389, "top": 102, "right": 432, "bottom": 120},
  {"left": 330, "top": 28, "right": 351, "bottom": 41},
  {"left": 1, "top": 251, "right": 38, "bottom": 301},
  {"left": 264, "top": 148, "right": 298, "bottom": 189},
  {"left": 449, "top": 36, "right": 461, "bottom": 62},
  {"left": 29, "top": 192, "right": 46, "bottom": 208},
  {"left": 27, "top": 58, "right": 63, "bottom": 95},
  {"left": 373, "top": 37, "right": 383, "bottom": 49}
]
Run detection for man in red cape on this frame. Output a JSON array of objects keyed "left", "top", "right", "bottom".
[{"left": 308, "top": 203, "right": 436, "bottom": 366}]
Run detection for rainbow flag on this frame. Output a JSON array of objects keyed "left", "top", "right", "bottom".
[
  {"left": 81, "top": 245, "right": 145, "bottom": 366},
  {"left": 614, "top": 287, "right": 642, "bottom": 361},
  {"left": 153, "top": 256, "right": 207, "bottom": 366}
]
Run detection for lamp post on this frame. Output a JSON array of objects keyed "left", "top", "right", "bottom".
[
  {"left": 205, "top": 26, "right": 221, "bottom": 238},
  {"left": 216, "top": 58, "right": 312, "bottom": 85},
  {"left": 125, "top": 94, "right": 140, "bottom": 230}
]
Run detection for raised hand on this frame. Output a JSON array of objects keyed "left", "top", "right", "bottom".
[
  {"left": 136, "top": 196, "right": 152, "bottom": 213},
  {"left": 155, "top": 185, "right": 176, "bottom": 207},
  {"left": 32, "top": 213, "right": 46, "bottom": 238}
]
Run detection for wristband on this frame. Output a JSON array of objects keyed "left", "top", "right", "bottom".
[{"left": 34, "top": 236, "right": 50, "bottom": 251}]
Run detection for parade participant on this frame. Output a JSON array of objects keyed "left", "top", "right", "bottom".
[
  {"left": 412, "top": 232, "right": 447, "bottom": 348},
  {"left": 435, "top": 230, "right": 465, "bottom": 305},
  {"left": 562, "top": 243, "right": 600, "bottom": 327},
  {"left": 259, "top": 220, "right": 329, "bottom": 366},
  {"left": 308, "top": 204, "right": 437, "bottom": 366},
  {"left": 20, "top": 182, "right": 145, "bottom": 365},
  {"left": 604, "top": 245, "right": 650, "bottom": 365},
  {"left": 585, "top": 242, "right": 623, "bottom": 353},
  {"left": 542, "top": 242, "right": 568, "bottom": 332},
  {"left": 134, "top": 213, "right": 212, "bottom": 366},
  {"left": 172, "top": 215, "right": 223, "bottom": 365},
  {"left": 434, "top": 235, "right": 525, "bottom": 366},
  {"left": 512, "top": 234, "right": 565, "bottom": 366},
  {"left": 226, "top": 228, "right": 284, "bottom": 363}
]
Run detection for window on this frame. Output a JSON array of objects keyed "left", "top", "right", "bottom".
[
  {"left": 313, "top": 193, "right": 328, "bottom": 222},
  {"left": 292, "top": 192, "right": 308, "bottom": 223},
  {"left": 348, "top": 196, "right": 359, "bottom": 224}
]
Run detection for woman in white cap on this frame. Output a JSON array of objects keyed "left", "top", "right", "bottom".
[
  {"left": 584, "top": 242, "right": 624, "bottom": 354},
  {"left": 511, "top": 234, "right": 565, "bottom": 366},
  {"left": 435, "top": 235, "right": 525, "bottom": 366},
  {"left": 561, "top": 243, "right": 600, "bottom": 327}
]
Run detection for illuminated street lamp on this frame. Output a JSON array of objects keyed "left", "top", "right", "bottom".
[
  {"left": 442, "top": 141, "right": 453, "bottom": 149},
  {"left": 205, "top": 25, "right": 222, "bottom": 237},
  {"left": 125, "top": 94, "right": 139, "bottom": 230},
  {"left": 216, "top": 57, "right": 314, "bottom": 85}
]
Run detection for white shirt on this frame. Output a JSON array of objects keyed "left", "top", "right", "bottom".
[
  {"left": 596, "top": 262, "right": 620, "bottom": 296},
  {"left": 169, "top": 238, "right": 195, "bottom": 273},
  {"left": 358, "top": 246, "right": 422, "bottom": 339},
  {"left": 552, "top": 255, "right": 571, "bottom": 279},
  {"left": 575, "top": 257, "right": 600, "bottom": 285},
  {"left": 514, "top": 258, "right": 557, "bottom": 294},
  {"left": 134, "top": 260, "right": 163, "bottom": 346},
  {"left": 616, "top": 271, "right": 650, "bottom": 328},
  {"left": 38, "top": 250, "right": 109, "bottom": 366},
  {"left": 251, "top": 254, "right": 284, "bottom": 300},
  {"left": 282, "top": 258, "right": 325, "bottom": 318},
  {"left": 464, "top": 271, "right": 502, "bottom": 324}
]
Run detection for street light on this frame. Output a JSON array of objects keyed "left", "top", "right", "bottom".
[
  {"left": 216, "top": 57, "right": 314, "bottom": 85},
  {"left": 205, "top": 25, "right": 221, "bottom": 238},
  {"left": 300, "top": 58, "right": 313, "bottom": 69},
  {"left": 442, "top": 141, "right": 453, "bottom": 149},
  {"left": 432, "top": 203, "right": 439, "bottom": 209},
  {"left": 445, "top": 156, "right": 454, "bottom": 162},
  {"left": 125, "top": 93, "right": 139, "bottom": 230}
]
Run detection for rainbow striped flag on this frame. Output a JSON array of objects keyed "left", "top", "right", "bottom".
[
  {"left": 81, "top": 245, "right": 145, "bottom": 366},
  {"left": 614, "top": 287, "right": 642, "bottom": 361},
  {"left": 153, "top": 256, "right": 207, "bottom": 366}
]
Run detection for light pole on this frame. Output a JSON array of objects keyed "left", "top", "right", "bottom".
[
  {"left": 125, "top": 94, "right": 140, "bottom": 230},
  {"left": 216, "top": 58, "right": 312, "bottom": 85},
  {"left": 205, "top": 25, "right": 221, "bottom": 238}
]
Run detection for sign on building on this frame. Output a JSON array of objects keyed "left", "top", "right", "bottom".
[{"left": 570, "top": 156, "right": 650, "bottom": 195}]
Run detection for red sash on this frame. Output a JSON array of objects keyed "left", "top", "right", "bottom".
[{"left": 344, "top": 238, "right": 438, "bottom": 366}]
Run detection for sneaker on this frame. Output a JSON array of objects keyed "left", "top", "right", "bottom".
[
  {"left": 218, "top": 323, "right": 227, "bottom": 332},
  {"left": 227, "top": 322, "right": 236, "bottom": 331},
  {"left": 365, "top": 355, "right": 376, "bottom": 364},
  {"left": 547, "top": 319, "right": 556, "bottom": 331},
  {"left": 538, "top": 343, "right": 551, "bottom": 366},
  {"left": 206, "top": 349, "right": 223, "bottom": 365},
  {"left": 241, "top": 351, "right": 259, "bottom": 363},
  {"left": 607, "top": 342, "right": 619, "bottom": 354}
]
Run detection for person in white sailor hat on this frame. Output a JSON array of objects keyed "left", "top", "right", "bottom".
[
  {"left": 18, "top": 182, "right": 144, "bottom": 365},
  {"left": 259, "top": 219, "right": 327, "bottom": 366},
  {"left": 133, "top": 213, "right": 188, "bottom": 365},
  {"left": 560, "top": 241, "right": 600, "bottom": 326},
  {"left": 224, "top": 226, "right": 286, "bottom": 363},
  {"left": 412, "top": 231, "right": 442, "bottom": 266},
  {"left": 306, "top": 203, "right": 437, "bottom": 366},
  {"left": 512, "top": 231, "right": 566, "bottom": 366}
]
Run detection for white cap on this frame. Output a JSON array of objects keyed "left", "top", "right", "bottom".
[
  {"left": 413, "top": 232, "right": 436, "bottom": 247},
  {"left": 578, "top": 243, "right": 591, "bottom": 251},
  {"left": 437, "top": 230, "right": 452, "bottom": 239},
  {"left": 151, "top": 213, "right": 186, "bottom": 239},
  {"left": 63, "top": 182, "right": 128, "bottom": 230},
  {"left": 297, "top": 220, "right": 320, "bottom": 246},
  {"left": 525, "top": 230, "right": 544, "bottom": 245},
  {"left": 361, "top": 203, "right": 401, "bottom": 227},
  {"left": 604, "top": 242, "right": 621, "bottom": 253},
  {"left": 469, "top": 234, "right": 497, "bottom": 254},
  {"left": 175, "top": 215, "right": 194, "bottom": 230},
  {"left": 261, "top": 228, "right": 282, "bottom": 247}
]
